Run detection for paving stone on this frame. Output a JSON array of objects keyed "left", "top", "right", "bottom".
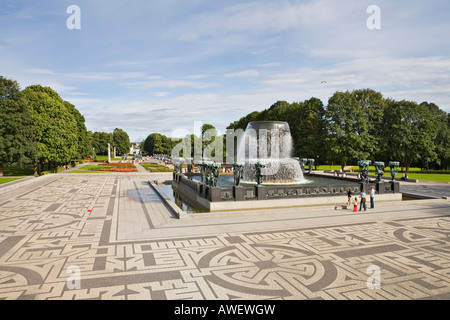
[{"left": 0, "top": 173, "right": 449, "bottom": 300}]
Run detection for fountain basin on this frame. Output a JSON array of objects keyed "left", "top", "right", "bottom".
[{"left": 170, "top": 173, "right": 401, "bottom": 212}]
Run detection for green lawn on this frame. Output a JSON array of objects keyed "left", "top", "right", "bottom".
[
  {"left": 77, "top": 164, "right": 102, "bottom": 170},
  {"left": 0, "top": 177, "right": 25, "bottom": 185},
  {"left": 316, "top": 165, "right": 449, "bottom": 182},
  {"left": 399, "top": 173, "right": 450, "bottom": 183},
  {"left": 69, "top": 162, "right": 138, "bottom": 173},
  {"left": 69, "top": 163, "right": 103, "bottom": 173},
  {"left": 94, "top": 156, "right": 130, "bottom": 161},
  {"left": 3, "top": 165, "right": 35, "bottom": 176},
  {"left": 141, "top": 163, "right": 173, "bottom": 172}
]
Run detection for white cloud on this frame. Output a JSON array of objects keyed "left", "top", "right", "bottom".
[
  {"left": 224, "top": 70, "right": 260, "bottom": 78},
  {"left": 177, "top": 0, "right": 348, "bottom": 40},
  {"left": 125, "top": 79, "right": 215, "bottom": 90}
]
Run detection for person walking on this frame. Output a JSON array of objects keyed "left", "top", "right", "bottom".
[
  {"left": 370, "top": 185, "right": 375, "bottom": 209},
  {"left": 359, "top": 189, "right": 367, "bottom": 212},
  {"left": 347, "top": 188, "right": 353, "bottom": 207}
]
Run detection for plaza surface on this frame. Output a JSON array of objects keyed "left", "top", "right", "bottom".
[{"left": 0, "top": 169, "right": 449, "bottom": 300}]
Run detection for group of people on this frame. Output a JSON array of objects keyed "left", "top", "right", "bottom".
[
  {"left": 332, "top": 168, "right": 347, "bottom": 177},
  {"left": 347, "top": 186, "right": 375, "bottom": 212}
]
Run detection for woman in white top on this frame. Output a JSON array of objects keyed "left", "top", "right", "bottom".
[{"left": 370, "top": 186, "right": 375, "bottom": 209}]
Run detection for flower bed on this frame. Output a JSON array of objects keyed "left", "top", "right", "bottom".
[
  {"left": 90, "top": 167, "right": 138, "bottom": 172},
  {"left": 102, "top": 163, "right": 135, "bottom": 166},
  {"left": 140, "top": 163, "right": 173, "bottom": 172},
  {"left": 86, "top": 162, "right": 138, "bottom": 172}
]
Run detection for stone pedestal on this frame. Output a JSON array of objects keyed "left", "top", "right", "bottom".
[
  {"left": 234, "top": 187, "right": 245, "bottom": 201},
  {"left": 376, "top": 181, "right": 385, "bottom": 194},
  {"left": 256, "top": 185, "right": 267, "bottom": 200},
  {"left": 209, "top": 188, "right": 222, "bottom": 202},
  {"left": 391, "top": 181, "right": 400, "bottom": 193}
]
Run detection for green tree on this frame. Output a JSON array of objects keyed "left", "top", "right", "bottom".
[
  {"left": 227, "top": 111, "right": 262, "bottom": 131},
  {"left": 23, "top": 85, "right": 78, "bottom": 175},
  {"left": 0, "top": 76, "right": 35, "bottom": 176},
  {"left": 113, "top": 128, "right": 131, "bottom": 155},
  {"left": 352, "top": 89, "right": 387, "bottom": 160},
  {"left": 383, "top": 100, "right": 438, "bottom": 171},
  {"left": 201, "top": 124, "right": 219, "bottom": 158},
  {"left": 325, "top": 91, "right": 376, "bottom": 170},
  {"left": 143, "top": 133, "right": 164, "bottom": 155},
  {"left": 92, "top": 131, "right": 113, "bottom": 155},
  {"left": 64, "top": 101, "right": 91, "bottom": 159},
  {"left": 291, "top": 98, "right": 327, "bottom": 162},
  {"left": 419, "top": 102, "right": 450, "bottom": 170},
  {"left": 144, "top": 132, "right": 182, "bottom": 156}
]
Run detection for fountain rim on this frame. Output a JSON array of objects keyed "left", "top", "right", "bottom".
[{"left": 245, "top": 121, "right": 291, "bottom": 132}]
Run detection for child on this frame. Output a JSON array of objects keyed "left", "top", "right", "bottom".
[{"left": 353, "top": 197, "right": 358, "bottom": 212}]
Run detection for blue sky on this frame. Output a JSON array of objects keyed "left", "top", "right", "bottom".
[{"left": 1, "top": 0, "right": 449, "bottom": 142}]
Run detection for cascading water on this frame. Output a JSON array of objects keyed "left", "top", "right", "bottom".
[{"left": 236, "top": 121, "right": 309, "bottom": 185}]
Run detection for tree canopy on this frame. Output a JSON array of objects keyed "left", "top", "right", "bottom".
[
  {"left": 0, "top": 76, "right": 133, "bottom": 176},
  {"left": 23, "top": 85, "right": 79, "bottom": 175},
  {"left": 142, "top": 132, "right": 181, "bottom": 156},
  {"left": 0, "top": 77, "right": 35, "bottom": 176},
  {"left": 113, "top": 128, "right": 131, "bottom": 155},
  {"left": 229, "top": 89, "right": 449, "bottom": 171}
]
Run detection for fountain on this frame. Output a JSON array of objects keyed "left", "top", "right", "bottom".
[
  {"left": 237, "top": 121, "right": 309, "bottom": 185},
  {"left": 167, "top": 121, "right": 402, "bottom": 214}
]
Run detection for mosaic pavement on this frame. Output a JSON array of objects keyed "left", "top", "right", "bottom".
[{"left": 0, "top": 174, "right": 449, "bottom": 300}]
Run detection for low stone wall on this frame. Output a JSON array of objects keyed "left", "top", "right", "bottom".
[
  {"left": 148, "top": 180, "right": 186, "bottom": 219},
  {"left": 172, "top": 173, "right": 401, "bottom": 212},
  {"left": 325, "top": 171, "right": 418, "bottom": 183},
  {"left": 0, "top": 174, "right": 53, "bottom": 195}
]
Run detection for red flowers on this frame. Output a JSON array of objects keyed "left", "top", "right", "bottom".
[
  {"left": 93, "top": 167, "right": 138, "bottom": 172},
  {"left": 88, "top": 163, "right": 138, "bottom": 172}
]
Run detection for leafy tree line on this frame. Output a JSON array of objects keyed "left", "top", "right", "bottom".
[
  {"left": 0, "top": 76, "right": 130, "bottom": 176},
  {"left": 228, "top": 89, "right": 450, "bottom": 172},
  {"left": 91, "top": 128, "right": 131, "bottom": 157},
  {"left": 141, "top": 132, "right": 182, "bottom": 156},
  {"left": 141, "top": 124, "right": 221, "bottom": 159}
]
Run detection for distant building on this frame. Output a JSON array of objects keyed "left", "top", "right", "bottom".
[{"left": 130, "top": 142, "right": 141, "bottom": 155}]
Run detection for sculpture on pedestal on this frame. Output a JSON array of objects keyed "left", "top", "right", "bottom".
[
  {"left": 306, "top": 159, "right": 315, "bottom": 174},
  {"left": 209, "top": 163, "right": 221, "bottom": 188},
  {"left": 198, "top": 160, "right": 209, "bottom": 183},
  {"left": 233, "top": 162, "right": 244, "bottom": 187},
  {"left": 295, "top": 158, "right": 307, "bottom": 173},
  {"left": 374, "top": 161, "right": 385, "bottom": 182},
  {"left": 255, "top": 162, "right": 266, "bottom": 185},
  {"left": 358, "top": 160, "right": 371, "bottom": 183},
  {"left": 388, "top": 161, "right": 399, "bottom": 181},
  {"left": 173, "top": 158, "right": 184, "bottom": 174},
  {"left": 186, "top": 158, "right": 193, "bottom": 173}
]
